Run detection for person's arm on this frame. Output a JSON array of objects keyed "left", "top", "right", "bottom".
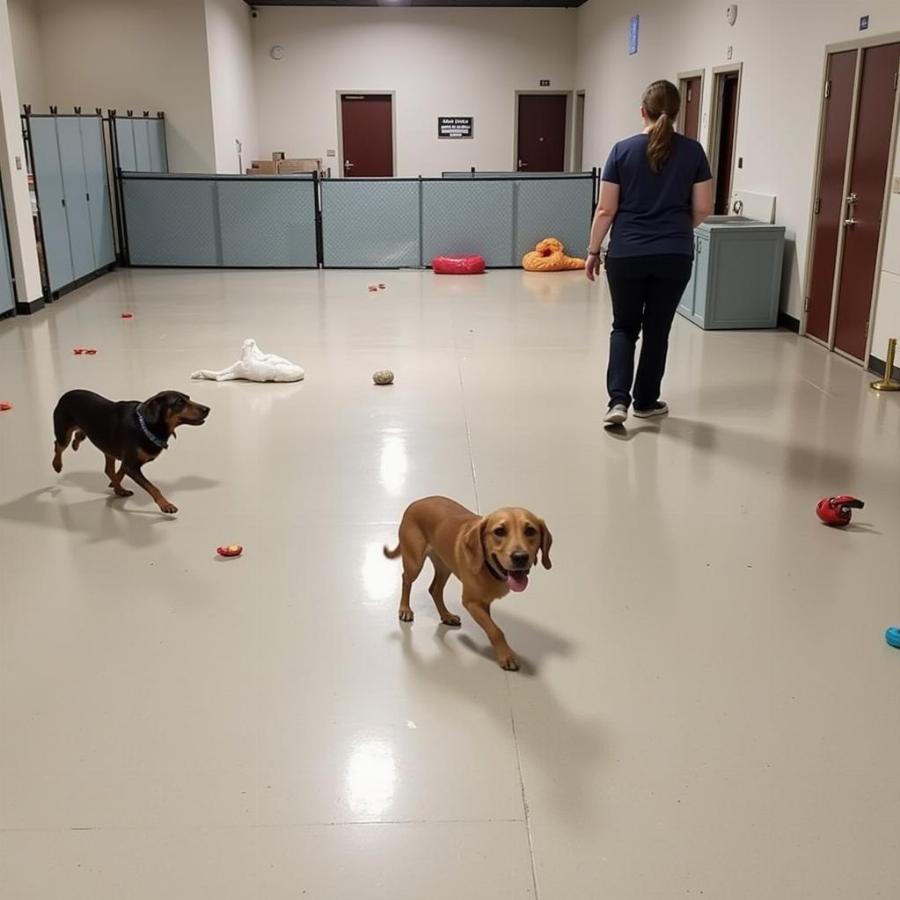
[
  {"left": 691, "top": 179, "right": 714, "bottom": 227},
  {"left": 585, "top": 181, "right": 620, "bottom": 281}
]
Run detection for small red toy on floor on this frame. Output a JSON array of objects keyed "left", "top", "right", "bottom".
[
  {"left": 217, "top": 544, "right": 243, "bottom": 558},
  {"left": 816, "top": 495, "right": 864, "bottom": 527}
]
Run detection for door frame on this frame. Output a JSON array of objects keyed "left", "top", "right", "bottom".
[
  {"left": 800, "top": 32, "right": 900, "bottom": 367},
  {"left": 676, "top": 69, "right": 706, "bottom": 142},
  {"left": 707, "top": 63, "right": 743, "bottom": 213},
  {"left": 335, "top": 90, "right": 397, "bottom": 178},
  {"left": 513, "top": 90, "right": 573, "bottom": 172},
  {"left": 572, "top": 90, "right": 586, "bottom": 172}
]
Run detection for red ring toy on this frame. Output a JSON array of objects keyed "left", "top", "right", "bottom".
[
  {"left": 217, "top": 544, "right": 243, "bottom": 558},
  {"left": 432, "top": 255, "right": 486, "bottom": 275}
]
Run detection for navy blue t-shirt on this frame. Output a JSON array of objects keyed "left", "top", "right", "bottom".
[{"left": 602, "top": 133, "right": 711, "bottom": 258}]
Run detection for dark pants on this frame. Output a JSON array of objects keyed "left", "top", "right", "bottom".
[{"left": 604, "top": 254, "right": 693, "bottom": 410}]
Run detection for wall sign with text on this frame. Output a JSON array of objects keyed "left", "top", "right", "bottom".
[{"left": 438, "top": 117, "right": 474, "bottom": 139}]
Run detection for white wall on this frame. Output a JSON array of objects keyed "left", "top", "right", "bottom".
[
  {"left": 575, "top": 0, "right": 900, "bottom": 340},
  {"left": 251, "top": 6, "right": 576, "bottom": 176},
  {"left": 36, "top": 0, "right": 217, "bottom": 173},
  {"left": 0, "top": 0, "right": 44, "bottom": 304},
  {"left": 8, "top": 0, "right": 45, "bottom": 110},
  {"left": 205, "top": 0, "right": 258, "bottom": 174},
  {"left": 872, "top": 129, "right": 900, "bottom": 364}
]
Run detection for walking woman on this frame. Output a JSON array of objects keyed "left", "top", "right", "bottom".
[{"left": 586, "top": 80, "right": 714, "bottom": 426}]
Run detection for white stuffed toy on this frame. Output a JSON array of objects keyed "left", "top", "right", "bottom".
[{"left": 191, "top": 339, "right": 305, "bottom": 383}]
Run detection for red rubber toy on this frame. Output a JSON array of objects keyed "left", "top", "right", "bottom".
[
  {"left": 121, "top": 312, "right": 134, "bottom": 319},
  {"left": 217, "top": 544, "right": 243, "bottom": 558},
  {"left": 0, "top": 402, "right": 12, "bottom": 412},
  {"left": 816, "top": 495, "right": 864, "bottom": 527},
  {"left": 432, "top": 255, "right": 486, "bottom": 275}
]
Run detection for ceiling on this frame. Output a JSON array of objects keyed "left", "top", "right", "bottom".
[{"left": 246, "top": 1, "right": 587, "bottom": 7}]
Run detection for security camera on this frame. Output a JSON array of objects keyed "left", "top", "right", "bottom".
[{"left": 250, "top": 6, "right": 259, "bottom": 18}]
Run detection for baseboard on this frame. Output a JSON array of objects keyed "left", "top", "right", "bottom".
[
  {"left": 15, "top": 296, "right": 45, "bottom": 315},
  {"left": 778, "top": 312, "right": 800, "bottom": 333},
  {"left": 868, "top": 354, "right": 900, "bottom": 382}
]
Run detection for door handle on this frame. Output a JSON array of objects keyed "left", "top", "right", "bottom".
[
  {"left": 344, "top": 159, "right": 354, "bottom": 170},
  {"left": 518, "top": 160, "right": 528, "bottom": 168},
  {"left": 844, "top": 217, "right": 857, "bottom": 227}
]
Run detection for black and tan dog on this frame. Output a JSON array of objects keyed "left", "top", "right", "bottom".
[{"left": 52, "top": 389, "right": 209, "bottom": 514}]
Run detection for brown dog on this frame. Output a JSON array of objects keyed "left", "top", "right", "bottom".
[{"left": 384, "top": 496, "right": 552, "bottom": 671}]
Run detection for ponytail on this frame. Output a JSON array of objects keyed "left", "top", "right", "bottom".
[
  {"left": 641, "top": 80, "right": 681, "bottom": 173},
  {"left": 646, "top": 112, "right": 675, "bottom": 173}
]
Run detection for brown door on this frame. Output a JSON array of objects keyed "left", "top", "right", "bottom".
[
  {"left": 340, "top": 94, "right": 393, "bottom": 177},
  {"left": 517, "top": 94, "right": 568, "bottom": 172},
  {"left": 806, "top": 51, "right": 857, "bottom": 343},
  {"left": 713, "top": 74, "right": 739, "bottom": 214},
  {"left": 832, "top": 42, "right": 900, "bottom": 359},
  {"left": 680, "top": 76, "right": 702, "bottom": 139}
]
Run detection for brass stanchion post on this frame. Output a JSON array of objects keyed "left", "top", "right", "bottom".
[{"left": 870, "top": 338, "right": 900, "bottom": 392}]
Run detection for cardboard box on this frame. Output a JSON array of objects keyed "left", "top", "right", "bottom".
[
  {"left": 272, "top": 152, "right": 286, "bottom": 161},
  {"left": 277, "top": 158, "right": 322, "bottom": 174},
  {"left": 249, "top": 160, "right": 278, "bottom": 174}
]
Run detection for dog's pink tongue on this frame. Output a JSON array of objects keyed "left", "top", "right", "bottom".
[{"left": 507, "top": 572, "right": 529, "bottom": 593}]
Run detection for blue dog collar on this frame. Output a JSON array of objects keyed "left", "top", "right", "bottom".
[{"left": 136, "top": 407, "right": 168, "bottom": 449}]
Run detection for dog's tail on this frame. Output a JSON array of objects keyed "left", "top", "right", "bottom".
[{"left": 383, "top": 544, "right": 402, "bottom": 560}]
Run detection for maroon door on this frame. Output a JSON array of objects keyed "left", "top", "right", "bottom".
[
  {"left": 340, "top": 95, "right": 393, "bottom": 177},
  {"left": 713, "top": 74, "right": 739, "bottom": 214},
  {"left": 806, "top": 50, "right": 857, "bottom": 341},
  {"left": 680, "top": 77, "right": 702, "bottom": 140},
  {"left": 517, "top": 94, "right": 568, "bottom": 172},
  {"left": 832, "top": 42, "right": 900, "bottom": 359},
  {"left": 806, "top": 51, "right": 857, "bottom": 343}
]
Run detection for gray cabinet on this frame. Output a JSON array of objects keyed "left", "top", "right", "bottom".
[
  {"left": 28, "top": 114, "right": 116, "bottom": 294},
  {"left": 0, "top": 185, "right": 14, "bottom": 316},
  {"left": 678, "top": 219, "right": 785, "bottom": 329}
]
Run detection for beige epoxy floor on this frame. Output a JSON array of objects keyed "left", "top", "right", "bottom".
[{"left": 1, "top": 268, "right": 899, "bottom": 898}]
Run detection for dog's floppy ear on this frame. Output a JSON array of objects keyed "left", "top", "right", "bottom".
[
  {"left": 538, "top": 518, "right": 553, "bottom": 570},
  {"left": 140, "top": 392, "right": 167, "bottom": 427},
  {"left": 461, "top": 518, "right": 486, "bottom": 574}
]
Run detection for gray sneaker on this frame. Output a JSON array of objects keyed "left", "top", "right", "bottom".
[
  {"left": 632, "top": 401, "right": 669, "bottom": 419},
  {"left": 604, "top": 404, "right": 628, "bottom": 426}
]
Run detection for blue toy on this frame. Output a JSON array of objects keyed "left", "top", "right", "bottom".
[{"left": 886, "top": 627, "right": 900, "bottom": 649}]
